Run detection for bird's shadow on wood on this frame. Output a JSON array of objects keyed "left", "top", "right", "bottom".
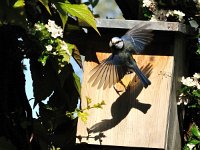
[{"left": 88, "top": 63, "right": 153, "bottom": 134}]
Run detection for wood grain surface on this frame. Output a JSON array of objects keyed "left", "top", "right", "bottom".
[{"left": 76, "top": 53, "right": 175, "bottom": 149}]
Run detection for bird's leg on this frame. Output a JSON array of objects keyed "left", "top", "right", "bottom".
[
  {"left": 113, "top": 81, "right": 127, "bottom": 95},
  {"left": 113, "top": 85, "right": 121, "bottom": 96},
  {"left": 119, "top": 80, "right": 127, "bottom": 89}
]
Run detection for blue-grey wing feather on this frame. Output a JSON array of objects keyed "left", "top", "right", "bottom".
[
  {"left": 88, "top": 54, "right": 127, "bottom": 89},
  {"left": 121, "top": 25, "right": 153, "bottom": 54}
]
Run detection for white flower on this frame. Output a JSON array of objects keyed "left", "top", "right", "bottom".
[
  {"left": 173, "top": 10, "right": 185, "bottom": 22},
  {"left": 60, "top": 41, "right": 71, "bottom": 56},
  {"left": 186, "top": 143, "right": 195, "bottom": 150},
  {"left": 181, "top": 74, "right": 200, "bottom": 89},
  {"left": 193, "top": 73, "right": 200, "bottom": 89},
  {"left": 196, "top": 83, "right": 200, "bottom": 89},
  {"left": 143, "top": 0, "right": 152, "bottom": 7},
  {"left": 177, "top": 100, "right": 182, "bottom": 105},
  {"left": 150, "top": 15, "right": 158, "bottom": 21},
  {"left": 177, "top": 93, "right": 189, "bottom": 105},
  {"left": 45, "top": 45, "right": 53, "bottom": 51},
  {"left": 173, "top": 10, "right": 185, "bottom": 17},
  {"left": 183, "top": 98, "right": 189, "bottom": 105},
  {"left": 193, "top": 73, "right": 200, "bottom": 79},
  {"left": 51, "top": 28, "right": 63, "bottom": 38},
  {"left": 166, "top": 10, "right": 174, "bottom": 17},
  {"left": 34, "top": 24, "right": 42, "bottom": 31},
  {"left": 45, "top": 20, "right": 63, "bottom": 38},
  {"left": 181, "top": 76, "right": 196, "bottom": 87}
]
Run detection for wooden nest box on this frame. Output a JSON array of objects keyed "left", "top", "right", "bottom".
[{"left": 68, "top": 19, "right": 193, "bottom": 150}]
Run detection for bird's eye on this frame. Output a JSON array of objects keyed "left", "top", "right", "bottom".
[
  {"left": 109, "top": 37, "right": 123, "bottom": 49},
  {"left": 115, "top": 41, "right": 123, "bottom": 49}
]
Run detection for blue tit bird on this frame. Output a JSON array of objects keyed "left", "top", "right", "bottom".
[{"left": 88, "top": 25, "right": 153, "bottom": 89}]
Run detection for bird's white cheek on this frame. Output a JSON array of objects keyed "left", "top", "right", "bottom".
[{"left": 116, "top": 42, "right": 123, "bottom": 49}]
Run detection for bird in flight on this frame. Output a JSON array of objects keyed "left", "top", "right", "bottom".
[{"left": 88, "top": 25, "right": 153, "bottom": 90}]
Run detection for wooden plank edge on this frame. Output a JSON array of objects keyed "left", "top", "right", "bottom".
[{"left": 79, "top": 18, "right": 195, "bottom": 34}]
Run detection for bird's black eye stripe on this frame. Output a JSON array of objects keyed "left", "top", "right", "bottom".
[{"left": 114, "top": 40, "right": 122, "bottom": 44}]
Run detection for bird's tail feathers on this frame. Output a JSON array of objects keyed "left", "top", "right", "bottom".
[{"left": 132, "top": 65, "right": 151, "bottom": 88}]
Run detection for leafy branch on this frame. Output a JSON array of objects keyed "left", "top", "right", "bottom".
[
  {"left": 40, "top": 0, "right": 99, "bottom": 34},
  {"left": 0, "top": 0, "right": 101, "bottom": 149},
  {"left": 184, "top": 123, "right": 200, "bottom": 150},
  {"left": 66, "top": 97, "right": 105, "bottom": 123}
]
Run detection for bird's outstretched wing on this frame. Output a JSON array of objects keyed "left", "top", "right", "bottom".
[
  {"left": 121, "top": 24, "right": 153, "bottom": 54},
  {"left": 88, "top": 55, "right": 127, "bottom": 89}
]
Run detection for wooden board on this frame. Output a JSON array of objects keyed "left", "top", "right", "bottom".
[
  {"left": 76, "top": 53, "right": 176, "bottom": 149},
  {"left": 79, "top": 18, "right": 194, "bottom": 34}
]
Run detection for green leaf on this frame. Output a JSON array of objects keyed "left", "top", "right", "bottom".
[
  {"left": 78, "top": 111, "right": 88, "bottom": 124},
  {"left": 189, "top": 139, "right": 200, "bottom": 145},
  {"left": 13, "top": 0, "right": 25, "bottom": 8},
  {"left": 86, "top": 97, "right": 92, "bottom": 106},
  {"left": 38, "top": 0, "right": 51, "bottom": 15},
  {"left": 59, "top": 12, "right": 68, "bottom": 29},
  {"left": 54, "top": 2, "right": 68, "bottom": 29},
  {"left": 91, "top": 0, "right": 99, "bottom": 8},
  {"left": 180, "top": 85, "right": 190, "bottom": 93},
  {"left": 93, "top": 103, "right": 103, "bottom": 109},
  {"left": 58, "top": 50, "right": 70, "bottom": 64},
  {"left": 84, "top": 2, "right": 90, "bottom": 6},
  {"left": 101, "top": 100, "right": 106, "bottom": 105},
  {"left": 92, "top": 100, "right": 105, "bottom": 109},
  {"left": 73, "top": 72, "right": 81, "bottom": 96},
  {"left": 50, "top": 146, "right": 61, "bottom": 150},
  {"left": 188, "top": 104, "right": 198, "bottom": 108},
  {"left": 191, "top": 124, "right": 200, "bottom": 138},
  {"left": 0, "top": 0, "right": 27, "bottom": 28},
  {"left": 67, "top": 43, "right": 82, "bottom": 68},
  {"left": 183, "top": 145, "right": 190, "bottom": 150},
  {"left": 192, "top": 90, "right": 200, "bottom": 98},
  {"left": 57, "top": 2, "right": 100, "bottom": 35},
  {"left": 66, "top": 111, "right": 74, "bottom": 119},
  {"left": 38, "top": 53, "right": 49, "bottom": 66},
  {"left": 51, "top": 39, "right": 72, "bottom": 73}
]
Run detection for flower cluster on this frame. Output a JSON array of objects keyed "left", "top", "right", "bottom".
[
  {"left": 45, "top": 20, "right": 63, "bottom": 38},
  {"left": 30, "top": 20, "right": 71, "bottom": 69},
  {"left": 142, "top": 0, "right": 157, "bottom": 12},
  {"left": 178, "top": 73, "right": 200, "bottom": 106},
  {"left": 180, "top": 74, "right": 200, "bottom": 150},
  {"left": 142, "top": 0, "right": 186, "bottom": 22},
  {"left": 181, "top": 73, "right": 200, "bottom": 88}
]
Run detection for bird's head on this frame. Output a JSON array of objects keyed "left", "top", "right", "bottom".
[{"left": 109, "top": 37, "right": 124, "bottom": 50}]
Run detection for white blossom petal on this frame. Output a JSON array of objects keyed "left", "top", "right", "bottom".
[
  {"left": 45, "top": 20, "right": 63, "bottom": 38},
  {"left": 46, "top": 45, "right": 53, "bottom": 51},
  {"left": 181, "top": 76, "right": 196, "bottom": 87},
  {"left": 187, "top": 143, "right": 195, "bottom": 150},
  {"left": 193, "top": 73, "right": 200, "bottom": 79},
  {"left": 150, "top": 15, "right": 158, "bottom": 21},
  {"left": 143, "top": 0, "right": 152, "bottom": 7},
  {"left": 34, "top": 24, "right": 42, "bottom": 31},
  {"left": 60, "top": 41, "right": 71, "bottom": 56}
]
